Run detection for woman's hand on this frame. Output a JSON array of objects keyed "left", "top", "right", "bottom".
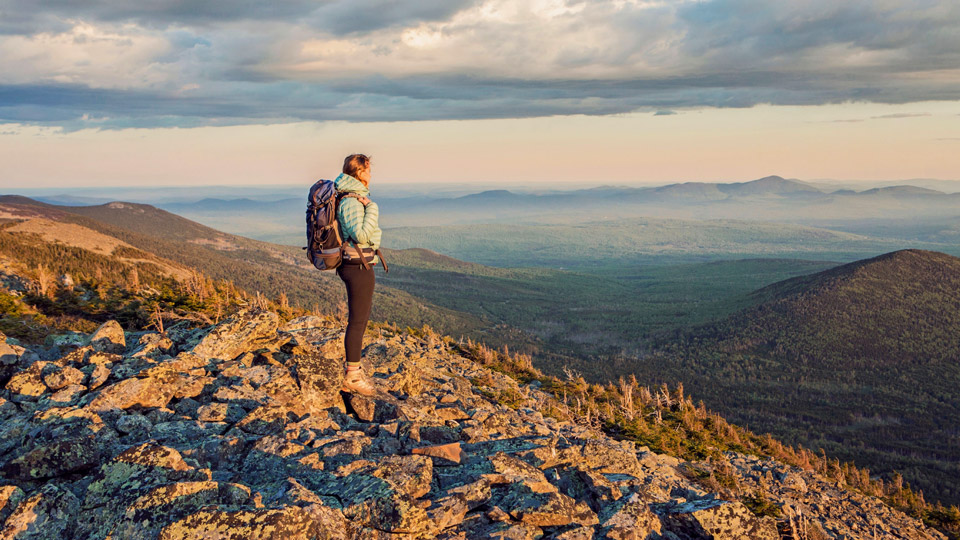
[{"left": 357, "top": 197, "right": 371, "bottom": 206}]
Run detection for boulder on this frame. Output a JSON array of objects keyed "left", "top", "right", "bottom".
[
  {"left": 195, "top": 436, "right": 249, "bottom": 472},
  {"left": 279, "top": 316, "right": 341, "bottom": 349},
  {"left": 0, "top": 342, "right": 22, "bottom": 388},
  {"left": 253, "top": 365, "right": 303, "bottom": 409},
  {"left": 579, "top": 439, "right": 644, "bottom": 477},
  {"left": 158, "top": 506, "right": 328, "bottom": 540},
  {"left": 0, "top": 483, "right": 79, "bottom": 539},
  {"left": 41, "top": 364, "right": 85, "bottom": 390},
  {"left": 5, "top": 361, "right": 48, "bottom": 398},
  {"left": 412, "top": 442, "right": 463, "bottom": 464},
  {"left": 46, "top": 384, "right": 86, "bottom": 406},
  {"left": 88, "top": 363, "right": 111, "bottom": 390},
  {"left": 427, "top": 494, "right": 470, "bottom": 531},
  {"left": 212, "top": 384, "right": 269, "bottom": 411},
  {"left": 368, "top": 454, "right": 434, "bottom": 498},
  {"left": 190, "top": 310, "right": 279, "bottom": 362},
  {"left": 233, "top": 404, "right": 300, "bottom": 436},
  {"left": 106, "top": 481, "right": 223, "bottom": 540},
  {"left": 500, "top": 482, "right": 598, "bottom": 528},
  {"left": 87, "top": 377, "right": 172, "bottom": 411},
  {"left": 76, "top": 442, "right": 210, "bottom": 538},
  {"left": 0, "top": 342, "right": 21, "bottom": 366},
  {"left": 89, "top": 320, "right": 126, "bottom": 353},
  {"left": 459, "top": 515, "right": 543, "bottom": 540},
  {"left": 116, "top": 413, "right": 153, "bottom": 440},
  {"left": 346, "top": 393, "right": 401, "bottom": 423},
  {"left": 776, "top": 470, "right": 808, "bottom": 493},
  {"left": 319, "top": 435, "right": 370, "bottom": 459},
  {"left": 0, "top": 485, "right": 25, "bottom": 523},
  {"left": 659, "top": 499, "right": 779, "bottom": 540},
  {"left": 554, "top": 526, "right": 598, "bottom": 539},
  {"left": 44, "top": 332, "right": 86, "bottom": 352},
  {"left": 196, "top": 402, "right": 246, "bottom": 423},
  {"left": 280, "top": 315, "right": 330, "bottom": 333},
  {"left": 0, "top": 398, "right": 17, "bottom": 424},
  {"left": 150, "top": 420, "right": 229, "bottom": 447},
  {"left": 555, "top": 465, "right": 623, "bottom": 513},
  {"left": 601, "top": 494, "right": 663, "bottom": 539},
  {"left": 323, "top": 473, "right": 436, "bottom": 535},
  {"left": 288, "top": 350, "right": 344, "bottom": 414},
  {"left": 420, "top": 425, "right": 461, "bottom": 445},
  {"left": 129, "top": 332, "right": 174, "bottom": 359}
]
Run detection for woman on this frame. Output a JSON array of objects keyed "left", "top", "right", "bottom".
[{"left": 335, "top": 153, "right": 382, "bottom": 396}]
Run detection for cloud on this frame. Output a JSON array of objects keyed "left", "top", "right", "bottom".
[
  {"left": 0, "top": 1, "right": 322, "bottom": 32},
  {"left": 306, "top": 0, "right": 481, "bottom": 34},
  {"left": 872, "top": 113, "right": 931, "bottom": 119},
  {"left": 1, "top": 0, "right": 959, "bottom": 128},
  {"left": 827, "top": 111, "right": 933, "bottom": 123}
]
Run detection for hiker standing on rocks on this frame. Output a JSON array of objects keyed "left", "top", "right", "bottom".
[{"left": 335, "top": 154, "right": 381, "bottom": 396}]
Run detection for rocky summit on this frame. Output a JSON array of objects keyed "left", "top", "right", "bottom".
[{"left": 0, "top": 311, "right": 945, "bottom": 539}]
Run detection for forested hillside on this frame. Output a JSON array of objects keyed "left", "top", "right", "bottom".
[
  {"left": 0, "top": 196, "right": 513, "bottom": 345},
  {"left": 632, "top": 250, "right": 960, "bottom": 506}
]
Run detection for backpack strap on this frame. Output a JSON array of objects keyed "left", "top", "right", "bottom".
[
  {"left": 348, "top": 239, "right": 371, "bottom": 270},
  {"left": 336, "top": 192, "right": 361, "bottom": 203},
  {"left": 375, "top": 249, "right": 388, "bottom": 274}
]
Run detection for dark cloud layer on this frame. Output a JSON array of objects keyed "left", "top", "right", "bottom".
[
  {"left": 1, "top": 0, "right": 958, "bottom": 129},
  {"left": 0, "top": 0, "right": 478, "bottom": 32},
  {"left": 0, "top": 0, "right": 323, "bottom": 31},
  {"left": 306, "top": 0, "right": 481, "bottom": 34}
]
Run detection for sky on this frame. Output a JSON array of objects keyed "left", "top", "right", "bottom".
[{"left": 1, "top": 0, "right": 959, "bottom": 188}]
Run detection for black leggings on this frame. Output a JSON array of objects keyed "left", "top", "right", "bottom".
[{"left": 336, "top": 263, "right": 375, "bottom": 365}]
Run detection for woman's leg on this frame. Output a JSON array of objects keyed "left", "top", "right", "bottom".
[{"left": 336, "top": 263, "right": 375, "bottom": 366}]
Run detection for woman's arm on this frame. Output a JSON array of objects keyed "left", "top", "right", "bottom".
[
  {"left": 339, "top": 198, "right": 381, "bottom": 248},
  {"left": 357, "top": 201, "right": 380, "bottom": 246}
]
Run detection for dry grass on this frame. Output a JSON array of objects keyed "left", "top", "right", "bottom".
[{"left": 6, "top": 218, "right": 192, "bottom": 280}]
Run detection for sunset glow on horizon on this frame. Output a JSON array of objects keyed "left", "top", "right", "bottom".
[{"left": 2, "top": 1, "right": 959, "bottom": 189}]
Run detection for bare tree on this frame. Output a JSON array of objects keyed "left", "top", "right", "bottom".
[
  {"left": 127, "top": 266, "right": 140, "bottom": 290},
  {"left": 185, "top": 271, "right": 208, "bottom": 301},
  {"left": 148, "top": 303, "right": 165, "bottom": 335},
  {"left": 618, "top": 376, "right": 635, "bottom": 421},
  {"left": 34, "top": 264, "right": 54, "bottom": 297},
  {"left": 251, "top": 291, "right": 269, "bottom": 311}
]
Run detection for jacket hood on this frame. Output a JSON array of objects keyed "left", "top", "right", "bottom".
[{"left": 334, "top": 173, "right": 369, "bottom": 196}]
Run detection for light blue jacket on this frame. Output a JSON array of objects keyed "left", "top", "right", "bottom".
[{"left": 335, "top": 173, "right": 382, "bottom": 262}]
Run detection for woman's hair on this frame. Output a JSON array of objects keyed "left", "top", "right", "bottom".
[{"left": 342, "top": 154, "right": 370, "bottom": 180}]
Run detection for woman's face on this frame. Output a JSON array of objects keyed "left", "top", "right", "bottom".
[{"left": 356, "top": 165, "right": 371, "bottom": 186}]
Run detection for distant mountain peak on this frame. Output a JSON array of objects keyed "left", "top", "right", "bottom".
[
  {"left": 456, "top": 189, "right": 516, "bottom": 201},
  {"left": 719, "top": 176, "right": 822, "bottom": 195},
  {"left": 756, "top": 248, "right": 958, "bottom": 299},
  {"left": 859, "top": 185, "right": 945, "bottom": 196}
]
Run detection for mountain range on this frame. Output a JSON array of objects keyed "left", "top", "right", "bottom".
[{"left": 132, "top": 175, "right": 960, "bottom": 247}]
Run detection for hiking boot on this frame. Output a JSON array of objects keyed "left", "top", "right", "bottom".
[{"left": 342, "top": 366, "right": 377, "bottom": 396}]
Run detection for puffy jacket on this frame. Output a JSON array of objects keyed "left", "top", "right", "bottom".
[{"left": 335, "top": 173, "right": 382, "bottom": 263}]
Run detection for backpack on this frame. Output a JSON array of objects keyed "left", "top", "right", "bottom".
[{"left": 303, "top": 179, "right": 367, "bottom": 271}]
